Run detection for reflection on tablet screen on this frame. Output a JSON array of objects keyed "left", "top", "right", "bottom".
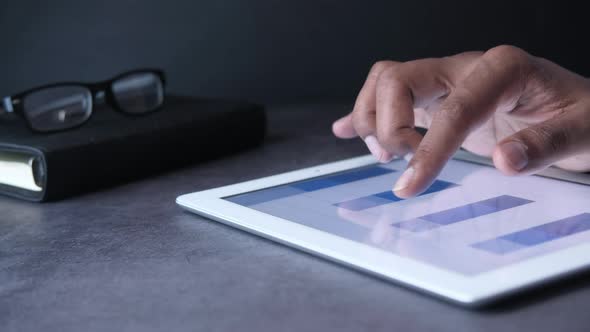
[{"left": 225, "top": 159, "right": 590, "bottom": 275}]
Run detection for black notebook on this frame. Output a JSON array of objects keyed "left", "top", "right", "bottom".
[{"left": 0, "top": 95, "right": 266, "bottom": 202}]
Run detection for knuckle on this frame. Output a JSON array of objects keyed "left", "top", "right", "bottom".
[
  {"left": 411, "top": 141, "right": 445, "bottom": 176},
  {"left": 377, "top": 125, "right": 399, "bottom": 145},
  {"left": 524, "top": 124, "right": 570, "bottom": 154},
  {"left": 376, "top": 126, "right": 415, "bottom": 154},
  {"left": 369, "top": 60, "right": 396, "bottom": 77},
  {"left": 486, "top": 45, "right": 522, "bottom": 59},
  {"left": 439, "top": 98, "right": 469, "bottom": 124},
  {"left": 484, "top": 45, "right": 529, "bottom": 67},
  {"left": 413, "top": 142, "right": 436, "bottom": 163},
  {"left": 376, "top": 65, "right": 403, "bottom": 87},
  {"left": 376, "top": 67, "right": 414, "bottom": 99}
]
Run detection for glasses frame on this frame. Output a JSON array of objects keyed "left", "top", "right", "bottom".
[{"left": 1, "top": 68, "right": 166, "bottom": 133}]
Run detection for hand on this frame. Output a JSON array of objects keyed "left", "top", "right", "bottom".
[{"left": 332, "top": 45, "right": 590, "bottom": 198}]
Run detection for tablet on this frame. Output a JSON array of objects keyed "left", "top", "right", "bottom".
[{"left": 176, "top": 151, "right": 590, "bottom": 306}]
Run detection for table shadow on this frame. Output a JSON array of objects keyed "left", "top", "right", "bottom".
[{"left": 478, "top": 267, "right": 590, "bottom": 312}]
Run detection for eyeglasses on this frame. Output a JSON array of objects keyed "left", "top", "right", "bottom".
[{"left": 0, "top": 69, "right": 166, "bottom": 133}]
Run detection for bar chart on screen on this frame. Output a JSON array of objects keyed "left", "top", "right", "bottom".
[{"left": 226, "top": 158, "right": 590, "bottom": 275}]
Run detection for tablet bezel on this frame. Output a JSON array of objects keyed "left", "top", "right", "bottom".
[{"left": 176, "top": 152, "right": 590, "bottom": 307}]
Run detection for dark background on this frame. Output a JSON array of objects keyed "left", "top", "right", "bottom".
[{"left": 0, "top": 0, "right": 587, "bottom": 104}]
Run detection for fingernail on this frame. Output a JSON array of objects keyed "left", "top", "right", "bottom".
[
  {"left": 364, "top": 135, "right": 392, "bottom": 163},
  {"left": 393, "top": 166, "right": 415, "bottom": 192},
  {"left": 501, "top": 141, "right": 528, "bottom": 171}
]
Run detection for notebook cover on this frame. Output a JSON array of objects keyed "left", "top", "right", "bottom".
[{"left": 0, "top": 95, "right": 266, "bottom": 202}]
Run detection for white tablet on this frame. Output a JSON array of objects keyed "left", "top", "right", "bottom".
[{"left": 176, "top": 151, "right": 590, "bottom": 307}]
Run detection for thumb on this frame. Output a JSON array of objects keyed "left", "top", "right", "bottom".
[
  {"left": 493, "top": 112, "right": 589, "bottom": 175},
  {"left": 332, "top": 113, "right": 358, "bottom": 139}
]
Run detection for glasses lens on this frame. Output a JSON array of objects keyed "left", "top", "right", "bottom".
[
  {"left": 22, "top": 86, "right": 92, "bottom": 132},
  {"left": 111, "top": 72, "right": 164, "bottom": 114}
]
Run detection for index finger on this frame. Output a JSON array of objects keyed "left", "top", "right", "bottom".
[{"left": 394, "top": 46, "right": 531, "bottom": 197}]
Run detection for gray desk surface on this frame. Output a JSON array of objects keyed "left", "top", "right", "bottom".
[{"left": 2, "top": 104, "right": 590, "bottom": 332}]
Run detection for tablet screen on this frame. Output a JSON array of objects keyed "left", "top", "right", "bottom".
[{"left": 225, "top": 159, "right": 590, "bottom": 275}]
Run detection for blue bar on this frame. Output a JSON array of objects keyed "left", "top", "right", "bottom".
[
  {"left": 394, "top": 218, "right": 441, "bottom": 232},
  {"left": 291, "top": 166, "right": 395, "bottom": 191},
  {"left": 471, "top": 239, "right": 526, "bottom": 255},
  {"left": 335, "top": 179, "right": 457, "bottom": 211},
  {"left": 393, "top": 195, "right": 532, "bottom": 232},
  {"left": 422, "top": 195, "right": 532, "bottom": 225},
  {"left": 227, "top": 165, "right": 395, "bottom": 206},
  {"left": 333, "top": 195, "right": 392, "bottom": 211},
  {"left": 472, "top": 213, "right": 590, "bottom": 255},
  {"left": 226, "top": 186, "right": 306, "bottom": 206}
]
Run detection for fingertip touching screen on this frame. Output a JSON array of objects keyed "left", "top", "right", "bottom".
[{"left": 225, "top": 159, "right": 590, "bottom": 275}]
